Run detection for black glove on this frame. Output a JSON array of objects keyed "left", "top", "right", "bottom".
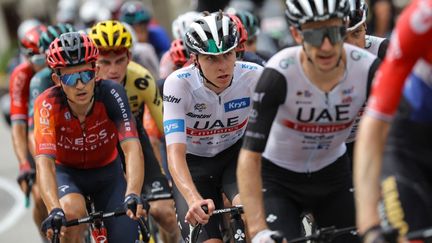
[
  {"left": 361, "top": 225, "right": 398, "bottom": 243},
  {"left": 16, "top": 161, "right": 35, "bottom": 187},
  {"left": 123, "top": 193, "right": 143, "bottom": 217},
  {"left": 41, "top": 208, "right": 66, "bottom": 234}
]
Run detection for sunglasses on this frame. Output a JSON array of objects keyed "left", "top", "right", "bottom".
[
  {"left": 59, "top": 69, "right": 96, "bottom": 87},
  {"left": 302, "top": 26, "right": 347, "bottom": 47}
]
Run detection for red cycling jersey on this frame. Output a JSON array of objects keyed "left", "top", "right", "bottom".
[
  {"left": 34, "top": 80, "right": 138, "bottom": 169},
  {"left": 9, "top": 61, "right": 35, "bottom": 122},
  {"left": 367, "top": 0, "right": 432, "bottom": 121}
]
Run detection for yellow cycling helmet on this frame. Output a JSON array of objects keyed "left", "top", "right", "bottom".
[{"left": 89, "top": 20, "right": 132, "bottom": 50}]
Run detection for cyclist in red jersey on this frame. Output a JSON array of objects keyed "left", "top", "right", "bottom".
[
  {"left": 354, "top": 0, "right": 432, "bottom": 242},
  {"left": 35, "top": 32, "right": 145, "bottom": 242},
  {"left": 9, "top": 23, "right": 48, "bottom": 238}
]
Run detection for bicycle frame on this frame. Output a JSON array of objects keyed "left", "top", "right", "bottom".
[
  {"left": 286, "top": 226, "right": 357, "bottom": 243},
  {"left": 189, "top": 205, "right": 245, "bottom": 243}
]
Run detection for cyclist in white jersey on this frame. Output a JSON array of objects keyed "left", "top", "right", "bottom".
[
  {"left": 345, "top": 0, "right": 389, "bottom": 59},
  {"left": 237, "top": 0, "right": 380, "bottom": 242},
  {"left": 163, "top": 11, "right": 263, "bottom": 242},
  {"left": 344, "top": 0, "right": 389, "bottom": 159}
]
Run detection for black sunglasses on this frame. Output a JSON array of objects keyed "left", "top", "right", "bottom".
[{"left": 302, "top": 26, "right": 347, "bottom": 47}]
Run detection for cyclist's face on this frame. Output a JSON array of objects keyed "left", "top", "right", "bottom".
[
  {"left": 293, "top": 18, "right": 346, "bottom": 72},
  {"left": 132, "top": 22, "right": 148, "bottom": 43},
  {"left": 54, "top": 63, "right": 97, "bottom": 106},
  {"left": 345, "top": 24, "right": 366, "bottom": 48},
  {"left": 197, "top": 50, "right": 236, "bottom": 89},
  {"left": 96, "top": 51, "right": 130, "bottom": 83}
]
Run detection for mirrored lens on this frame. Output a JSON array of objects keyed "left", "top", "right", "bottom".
[
  {"left": 60, "top": 70, "right": 95, "bottom": 87},
  {"left": 302, "top": 26, "right": 346, "bottom": 47}
]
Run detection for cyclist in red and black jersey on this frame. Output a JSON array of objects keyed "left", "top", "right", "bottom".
[
  {"left": 355, "top": 0, "right": 432, "bottom": 242},
  {"left": 9, "top": 23, "right": 48, "bottom": 238},
  {"left": 34, "top": 32, "right": 145, "bottom": 242}
]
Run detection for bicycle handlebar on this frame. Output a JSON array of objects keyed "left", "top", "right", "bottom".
[
  {"left": 406, "top": 227, "right": 432, "bottom": 241},
  {"left": 65, "top": 208, "right": 126, "bottom": 227},
  {"left": 287, "top": 226, "right": 357, "bottom": 243}
]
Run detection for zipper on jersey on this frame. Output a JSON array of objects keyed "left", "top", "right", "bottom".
[
  {"left": 305, "top": 92, "right": 331, "bottom": 175},
  {"left": 219, "top": 96, "right": 221, "bottom": 105},
  {"left": 80, "top": 121, "right": 87, "bottom": 168}
]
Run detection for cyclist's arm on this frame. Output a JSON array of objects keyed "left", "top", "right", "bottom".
[
  {"left": 238, "top": 68, "right": 287, "bottom": 237},
  {"left": 33, "top": 94, "right": 60, "bottom": 211},
  {"left": 104, "top": 80, "right": 144, "bottom": 196},
  {"left": 11, "top": 123, "right": 29, "bottom": 164},
  {"left": 9, "top": 69, "right": 30, "bottom": 167},
  {"left": 354, "top": 0, "right": 432, "bottom": 233},
  {"left": 36, "top": 155, "right": 61, "bottom": 211},
  {"left": 121, "top": 139, "right": 144, "bottom": 196},
  {"left": 163, "top": 74, "right": 200, "bottom": 203},
  {"left": 167, "top": 143, "right": 202, "bottom": 203},
  {"left": 354, "top": 116, "right": 389, "bottom": 233}
]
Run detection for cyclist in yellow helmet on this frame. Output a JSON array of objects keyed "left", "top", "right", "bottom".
[{"left": 89, "top": 20, "right": 179, "bottom": 243}]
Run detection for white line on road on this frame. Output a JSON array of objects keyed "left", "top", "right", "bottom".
[{"left": 0, "top": 177, "right": 26, "bottom": 234}]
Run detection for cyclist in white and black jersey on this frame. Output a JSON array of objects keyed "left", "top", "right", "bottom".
[
  {"left": 345, "top": 0, "right": 389, "bottom": 60},
  {"left": 163, "top": 11, "right": 263, "bottom": 242},
  {"left": 237, "top": 0, "right": 380, "bottom": 242},
  {"left": 344, "top": 0, "right": 389, "bottom": 160}
]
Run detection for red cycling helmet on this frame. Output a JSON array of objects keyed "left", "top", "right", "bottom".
[
  {"left": 20, "top": 24, "right": 47, "bottom": 57},
  {"left": 169, "top": 39, "right": 189, "bottom": 68},
  {"left": 47, "top": 32, "right": 99, "bottom": 69},
  {"left": 228, "top": 14, "right": 248, "bottom": 54}
]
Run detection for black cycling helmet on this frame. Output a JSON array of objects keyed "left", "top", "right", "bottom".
[
  {"left": 39, "top": 23, "right": 75, "bottom": 53},
  {"left": 347, "top": 0, "right": 368, "bottom": 31},
  {"left": 184, "top": 11, "right": 239, "bottom": 55},
  {"left": 285, "top": 0, "right": 350, "bottom": 28},
  {"left": 234, "top": 10, "right": 260, "bottom": 40}
]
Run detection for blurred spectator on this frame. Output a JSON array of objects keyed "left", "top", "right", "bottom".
[{"left": 367, "top": 0, "right": 396, "bottom": 38}]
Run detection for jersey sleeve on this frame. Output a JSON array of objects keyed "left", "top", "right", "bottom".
[
  {"left": 33, "top": 93, "right": 57, "bottom": 159},
  {"left": 9, "top": 65, "right": 31, "bottom": 123},
  {"left": 102, "top": 80, "right": 139, "bottom": 142},
  {"left": 137, "top": 69, "right": 164, "bottom": 134},
  {"left": 242, "top": 68, "right": 287, "bottom": 152},
  {"left": 367, "top": 0, "right": 432, "bottom": 121},
  {"left": 163, "top": 73, "right": 188, "bottom": 145},
  {"left": 28, "top": 70, "right": 54, "bottom": 130}
]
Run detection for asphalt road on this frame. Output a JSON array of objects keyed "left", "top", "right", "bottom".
[{"left": 0, "top": 104, "right": 42, "bottom": 242}]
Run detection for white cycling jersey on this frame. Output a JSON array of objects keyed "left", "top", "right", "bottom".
[
  {"left": 163, "top": 61, "right": 263, "bottom": 157},
  {"left": 365, "top": 35, "right": 388, "bottom": 59},
  {"left": 243, "top": 44, "right": 380, "bottom": 172}
]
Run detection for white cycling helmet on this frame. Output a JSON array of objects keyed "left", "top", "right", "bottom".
[
  {"left": 17, "top": 19, "right": 42, "bottom": 41},
  {"left": 285, "top": 0, "right": 350, "bottom": 28},
  {"left": 172, "top": 11, "right": 201, "bottom": 40},
  {"left": 184, "top": 12, "right": 239, "bottom": 55},
  {"left": 79, "top": 1, "right": 112, "bottom": 27}
]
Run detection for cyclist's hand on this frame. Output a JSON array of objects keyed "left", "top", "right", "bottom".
[
  {"left": 185, "top": 199, "right": 215, "bottom": 226},
  {"left": 252, "top": 229, "right": 286, "bottom": 243},
  {"left": 41, "top": 208, "right": 67, "bottom": 239},
  {"left": 16, "top": 161, "right": 35, "bottom": 193},
  {"left": 361, "top": 226, "right": 398, "bottom": 243},
  {"left": 124, "top": 193, "right": 146, "bottom": 220}
]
